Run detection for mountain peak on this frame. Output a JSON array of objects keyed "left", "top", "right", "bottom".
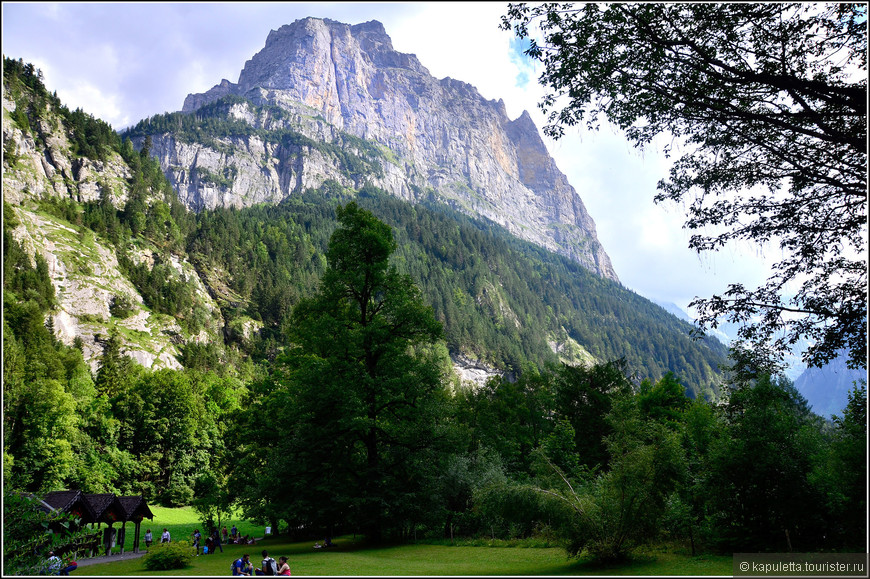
[
  {"left": 242, "top": 17, "right": 426, "bottom": 95},
  {"left": 349, "top": 19, "right": 389, "bottom": 37},
  {"left": 176, "top": 17, "right": 618, "bottom": 281}
]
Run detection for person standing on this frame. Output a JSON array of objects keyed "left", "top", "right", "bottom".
[
  {"left": 161, "top": 528, "right": 171, "bottom": 543},
  {"left": 212, "top": 528, "right": 223, "bottom": 553},
  {"left": 144, "top": 529, "right": 153, "bottom": 548},
  {"left": 222, "top": 526, "right": 229, "bottom": 545},
  {"left": 231, "top": 524, "right": 238, "bottom": 540},
  {"left": 192, "top": 529, "right": 201, "bottom": 555}
]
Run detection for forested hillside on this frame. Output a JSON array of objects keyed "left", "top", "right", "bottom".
[
  {"left": 184, "top": 184, "right": 728, "bottom": 394},
  {"left": 124, "top": 94, "right": 727, "bottom": 394}
]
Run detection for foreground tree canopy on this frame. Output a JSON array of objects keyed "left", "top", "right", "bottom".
[{"left": 501, "top": 2, "right": 867, "bottom": 369}]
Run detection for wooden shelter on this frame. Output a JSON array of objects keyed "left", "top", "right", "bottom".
[
  {"left": 85, "top": 494, "right": 125, "bottom": 555},
  {"left": 39, "top": 490, "right": 153, "bottom": 556},
  {"left": 118, "top": 495, "right": 154, "bottom": 554}
]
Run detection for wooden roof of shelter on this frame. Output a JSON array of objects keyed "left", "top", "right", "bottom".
[
  {"left": 42, "top": 490, "right": 82, "bottom": 511},
  {"left": 37, "top": 490, "right": 153, "bottom": 524},
  {"left": 118, "top": 495, "right": 154, "bottom": 522},
  {"left": 42, "top": 490, "right": 97, "bottom": 522},
  {"left": 83, "top": 493, "right": 125, "bottom": 524},
  {"left": 20, "top": 491, "right": 59, "bottom": 514}
]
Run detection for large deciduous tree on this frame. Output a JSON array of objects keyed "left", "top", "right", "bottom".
[{"left": 501, "top": 3, "right": 867, "bottom": 369}]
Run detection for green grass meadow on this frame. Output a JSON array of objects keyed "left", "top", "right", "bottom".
[
  {"left": 80, "top": 508, "right": 732, "bottom": 576},
  {"left": 91, "top": 505, "right": 269, "bottom": 556}
]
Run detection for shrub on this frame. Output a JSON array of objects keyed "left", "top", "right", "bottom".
[
  {"left": 143, "top": 540, "right": 193, "bottom": 570},
  {"left": 110, "top": 294, "right": 136, "bottom": 319}
]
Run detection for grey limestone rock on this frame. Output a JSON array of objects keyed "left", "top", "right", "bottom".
[{"left": 168, "top": 17, "right": 619, "bottom": 281}]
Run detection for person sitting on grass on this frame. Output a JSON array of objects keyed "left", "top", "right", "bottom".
[
  {"left": 277, "top": 556, "right": 291, "bottom": 576},
  {"left": 58, "top": 557, "right": 77, "bottom": 576},
  {"left": 255, "top": 549, "right": 277, "bottom": 575},
  {"left": 232, "top": 553, "right": 252, "bottom": 576},
  {"left": 314, "top": 537, "right": 333, "bottom": 549}
]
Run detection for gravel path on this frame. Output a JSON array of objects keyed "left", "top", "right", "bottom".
[{"left": 74, "top": 550, "right": 147, "bottom": 567}]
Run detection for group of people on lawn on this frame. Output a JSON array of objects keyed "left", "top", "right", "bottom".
[
  {"left": 193, "top": 525, "right": 260, "bottom": 554},
  {"left": 232, "top": 549, "right": 291, "bottom": 576},
  {"left": 143, "top": 525, "right": 257, "bottom": 554},
  {"left": 139, "top": 524, "right": 292, "bottom": 575}
]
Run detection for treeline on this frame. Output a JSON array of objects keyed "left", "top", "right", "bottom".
[
  {"left": 444, "top": 360, "right": 867, "bottom": 556},
  {"left": 4, "top": 197, "right": 865, "bottom": 557},
  {"left": 228, "top": 203, "right": 867, "bottom": 558}
]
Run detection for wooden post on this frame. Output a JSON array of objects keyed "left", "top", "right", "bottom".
[
  {"left": 119, "top": 523, "right": 126, "bottom": 554},
  {"left": 103, "top": 524, "right": 115, "bottom": 556},
  {"left": 134, "top": 519, "right": 141, "bottom": 553},
  {"left": 91, "top": 523, "right": 99, "bottom": 558}
]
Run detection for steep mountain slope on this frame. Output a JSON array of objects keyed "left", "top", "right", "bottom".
[
  {"left": 134, "top": 17, "right": 618, "bottom": 281},
  {"left": 3, "top": 58, "right": 223, "bottom": 371},
  {"left": 178, "top": 186, "right": 728, "bottom": 397}
]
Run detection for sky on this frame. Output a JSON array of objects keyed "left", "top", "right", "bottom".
[{"left": 1, "top": 2, "right": 774, "bottom": 317}]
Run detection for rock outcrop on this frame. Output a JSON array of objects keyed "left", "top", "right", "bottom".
[
  {"left": 165, "top": 17, "right": 618, "bottom": 281},
  {"left": 2, "top": 87, "right": 224, "bottom": 372}
]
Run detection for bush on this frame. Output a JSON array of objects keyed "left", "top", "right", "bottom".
[
  {"left": 110, "top": 294, "right": 136, "bottom": 319},
  {"left": 143, "top": 540, "right": 193, "bottom": 570}
]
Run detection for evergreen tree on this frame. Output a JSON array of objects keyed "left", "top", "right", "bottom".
[
  {"left": 94, "top": 330, "right": 132, "bottom": 397},
  {"left": 236, "top": 202, "right": 449, "bottom": 542}
]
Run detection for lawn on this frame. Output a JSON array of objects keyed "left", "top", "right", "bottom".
[
  {"left": 80, "top": 506, "right": 731, "bottom": 576},
  {"left": 81, "top": 534, "right": 733, "bottom": 576}
]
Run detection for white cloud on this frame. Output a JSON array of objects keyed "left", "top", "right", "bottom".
[{"left": 62, "top": 82, "right": 126, "bottom": 128}]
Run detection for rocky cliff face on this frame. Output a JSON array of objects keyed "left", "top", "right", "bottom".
[
  {"left": 2, "top": 88, "right": 224, "bottom": 372},
  {"left": 165, "top": 17, "right": 618, "bottom": 281}
]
